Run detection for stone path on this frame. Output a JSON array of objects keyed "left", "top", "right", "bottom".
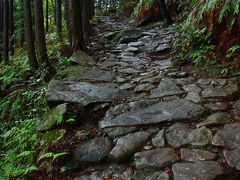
[{"left": 47, "top": 17, "right": 240, "bottom": 179}]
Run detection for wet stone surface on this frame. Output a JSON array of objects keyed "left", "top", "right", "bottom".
[{"left": 47, "top": 17, "right": 240, "bottom": 179}]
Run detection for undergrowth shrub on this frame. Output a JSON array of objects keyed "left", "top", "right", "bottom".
[{"left": 175, "top": 0, "right": 240, "bottom": 72}]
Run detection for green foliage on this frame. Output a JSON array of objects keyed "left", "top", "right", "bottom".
[
  {"left": 0, "top": 119, "right": 38, "bottom": 179},
  {"left": 38, "top": 152, "right": 68, "bottom": 162},
  {"left": 0, "top": 49, "right": 30, "bottom": 90}
]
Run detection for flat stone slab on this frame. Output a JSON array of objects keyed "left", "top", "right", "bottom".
[
  {"left": 150, "top": 78, "right": 185, "bottom": 98},
  {"left": 212, "top": 123, "right": 240, "bottom": 149},
  {"left": 110, "top": 131, "right": 150, "bottom": 161},
  {"left": 201, "top": 83, "right": 239, "bottom": 100},
  {"left": 166, "top": 123, "right": 212, "bottom": 147},
  {"left": 180, "top": 148, "right": 217, "bottom": 162},
  {"left": 59, "top": 66, "right": 113, "bottom": 82},
  {"left": 134, "top": 148, "right": 179, "bottom": 170},
  {"left": 172, "top": 161, "right": 224, "bottom": 180},
  {"left": 73, "top": 137, "right": 112, "bottom": 163},
  {"left": 224, "top": 148, "right": 240, "bottom": 170},
  {"left": 47, "top": 80, "right": 131, "bottom": 106},
  {"left": 99, "top": 99, "right": 206, "bottom": 128}
]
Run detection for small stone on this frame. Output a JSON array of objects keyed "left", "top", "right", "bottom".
[
  {"left": 128, "top": 41, "right": 144, "bottom": 47},
  {"left": 172, "top": 161, "right": 224, "bottom": 180},
  {"left": 150, "top": 78, "right": 185, "bottom": 98},
  {"left": 181, "top": 148, "right": 217, "bottom": 162},
  {"left": 134, "top": 171, "right": 170, "bottom": 180},
  {"left": 185, "top": 92, "right": 201, "bottom": 103},
  {"left": 152, "top": 130, "right": 165, "bottom": 147},
  {"left": 166, "top": 123, "right": 212, "bottom": 147},
  {"left": 233, "top": 100, "right": 240, "bottom": 117},
  {"left": 134, "top": 148, "right": 179, "bottom": 170},
  {"left": 118, "top": 68, "right": 142, "bottom": 74},
  {"left": 69, "top": 50, "right": 95, "bottom": 65},
  {"left": 212, "top": 123, "right": 240, "bottom": 149},
  {"left": 223, "top": 148, "right": 240, "bottom": 170},
  {"left": 73, "top": 137, "right": 112, "bottom": 163},
  {"left": 110, "top": 131, "right": 150, "bottom": 161},
  {"left": 134, "top": 83, "right": 155, "bottom": 92},
  {"left": 119, "top": 83, "right": 135, "bottom": 90},
  {"left": 205, "top": 102, "right": 231, "bottom": 111},
  {"left": 103, "top": 126, "right": 137, "bottom": 138},
  {"left": 183, "top": 84, "right": 202, "bottom": 93},
  {"left": 116, "top": 77, "right": 127, "bottom": 83},
  {"left": 125, "top": 47, "right": 138, "bottom": 52},
  {"left": 197, "top": 112, "right": 230, "bottom": 128}
]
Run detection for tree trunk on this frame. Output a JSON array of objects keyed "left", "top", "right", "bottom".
[
  {"left": 56, "top": 0, "right": 62, "bottom": 36},
  {"left": 9, "top": 0, "right": 14, "bottom": 55},
  {"left": 23, "top": 0, "right": 38, "bottom": 69},
  {"left": 3, "top": 0, "right": 9, "bottom": 63},
  {"left": 69, "top": 0, "right": 84, "bottom": 52},
  {"left": 156, "top": 0, "right": 172, "bottom": 25},
  {"left": 46, "top": 0, "right": 49, "bottom": 33},
  {"left": 0, "top": 0, "right": 3, "bottom": 61},
  {"left": 33, "top": 0, "right": 50, "bottom": 68}
]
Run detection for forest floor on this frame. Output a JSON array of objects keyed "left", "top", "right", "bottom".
[{"left": 30, "top": 16, "right": 240, "bottom": 179}]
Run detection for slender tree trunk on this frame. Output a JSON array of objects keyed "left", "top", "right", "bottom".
[
  {"left": 23, "top": 0, "right": 38, "bottom": 69},
  {"left": 56, "top": 0, "right": 62, "bottom": 36},
  {"left": 0, "top": 0, "right": 3, "bottom": 61},
  {"left": 156, "top": 0, "right": 172, "bottom": 25},
  {"left": 63, "top": 0, "right": 71, "bottom": 45},
  {"left": 46, "top": 0, "right": 49, "bottom": 33},
  {"left": 3, "top": 0, "right": 9, "bottom": 63},
  {"left": 33, "top": 0, "right": 50, "bottom": 68},
  {"left": 9, "top": 0, "right": 14, "bottom": 55},
  {"left": 69, "top": 0, "right": 84, "bottom": 52}
]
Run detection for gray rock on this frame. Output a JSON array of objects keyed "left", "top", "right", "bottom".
[
  {"left": 37, "top": 103, "right": 67, "bottom": 131},
  {"left": 59, "top": 66, "right": 113, "bottom": 82},
  {"left": 47, "top": 80, "right": 131, "bottom": 107},
  {"left": 185, "top": 92, "right": 201, "bottom": 103},
  {"left": 99, "top": 99, "right": 206, "bottom": 128},
  {"left": 134, "top": 148, "right": 179, "bottom": 170},
  {"left": 134, "top": 83, "right": 155, "bottom": 92},
  {"left": 197, "top": 112, "right": 230, "bottom": 128},
  {"left": 128, "top": 41, "right": 144, "bottom": 47},
  {"left": 166, "top": 123, "right": 212, "bottom": 147},
  {"left": 233, "top": 100, "right": 240, "bottom": 117},
  {"left": 223, "top": 148, "right": 240, "bottom": 170},
  {"left": 181, "top": 148, "right": 217, "bottom": 162},
  {"left": 152, "top": 130, "right": 165, "bottom": 147},
  {"left": 155, "top": 43, "right": 171, "bottom": 53},
  {"left": 140, "top": 76, "right": 162, "bottom": 84},
  {"left": 119, "top": 83, "right": 135, "bottom": 90},
  {"left": 172, "top": 161, "right": 224, "bottom": 180},
  {"left": 110, "top": 131, "right": 150, "bottom": 161},
  {"left": 212, "top": 123, "right": 240, "bottom": 149},
  {"left": 202, "top": 83, "right": 239, "bottom": 100},
  {"left": 133, "top": 171, "right": 170, "bottom": 180},
  {"left": 150, "top": 78, "right": 185, "bottom": 98},
  {"left": 204, "top": 102, "right": 231, "bottom": 112},
  {"left": 183, "top": 84, "right": 201, "bottom": 93},
  {"left": 103, "top": 126, "right": 137, "bottom": 138},
  {"left": 69, "top": 51, "right": 95, "bottom": 65},
  {"left": 118, "top": 68, "right": 142, "bottom": 74},
  {"left": 153, "top": 60, "right": 173, "bottom": 70},
  {"left": 125, "top": 47, "right": 138, "bottom": 52},
  {"left": 74, "top": 137, "right": 112, "bottom": 162}
]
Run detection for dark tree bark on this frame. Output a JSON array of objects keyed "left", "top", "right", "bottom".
[
  {"left": 33, "top": 0, "right": 50, "bottom": 68},
  {"left": 9, "top": 0, "right": 14, "bottom": 55},
  {"left": 156, "top": 0, "right": 172, "bottom": 25},
  {"left": 46, "top": 0, "right": 49, "bottom": 33},
  {"left": 23, "top": 0, "right": 38, "bottom": 69},
  {"left": 63, "top": 0, "right": 71, "bottom": 45},
  {"left": 3, "top": 0, "right": 9, "bottom": 63},
  {"left": 0, "top": 0, "right": 3, "bottom": 61},
  {"left": 69, "top": 0, "right": 84, "bottom": 52},
  {"left": 56, "top": 0, "right": 62, "bottom": 36}
]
